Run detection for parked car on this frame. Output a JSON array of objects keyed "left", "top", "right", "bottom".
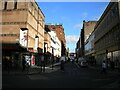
[{"left": 78, "top": 57, "right": 88, "bottom": 67}]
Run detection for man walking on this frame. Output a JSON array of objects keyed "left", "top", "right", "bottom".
[
  {"left": 41, "top": 55, "right": 45, "bottom": 72},
  {"left": 60, "top": 60, "right": 64, "bottom": 71},
  {"left": 101, "top": 61, "right": 107, "bottom": 74},
  {"left": 22, "top": 56, "right": 26, "bottom": 72},
  {"left": 60, "top": 56, "right": 65, "bottom": 71}
]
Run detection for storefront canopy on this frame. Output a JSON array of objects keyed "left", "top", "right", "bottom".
[{"left": 1, "top": 43, "right": 27, "bottom": 52}]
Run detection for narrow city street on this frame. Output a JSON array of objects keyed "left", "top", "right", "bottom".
[
  {"left": 2, "top": 61, "right": 120, "bottom": 88},
  {"left": 1, "top": 1, "right": 120, "bottom": 89}
]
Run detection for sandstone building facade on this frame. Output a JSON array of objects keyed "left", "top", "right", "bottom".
[{"left": 0, "top": 0, "right": 45, "bottom": 68}]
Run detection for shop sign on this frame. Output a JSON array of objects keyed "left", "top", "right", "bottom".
[
  {"left": 31, "top": 55, "right": 35, "bottom": 66},
  {"left": 20, "top": 29, "right": 28, "bottom": 47},
  {"left": 24, "top": 55, "right": 31, "bottom": 66}
]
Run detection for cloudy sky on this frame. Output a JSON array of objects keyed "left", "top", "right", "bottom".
[{"left": 38, "top": 2, "right": 109, "bottom": 53}]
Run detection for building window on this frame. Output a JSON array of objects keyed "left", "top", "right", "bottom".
[
  {"left": 14, "top": 0, "right": 17, "bottom": 9},
  {"left": 4, "top": 1, "right": 7, "bottom": 10}
]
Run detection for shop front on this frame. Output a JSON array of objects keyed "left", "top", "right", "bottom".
[{"left": 2, "top": 43, "right": 28, "bottom": 71}]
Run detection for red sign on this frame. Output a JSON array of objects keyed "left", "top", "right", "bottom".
[
  {"left": 28, "top": 48, "right": 34, "bottom": 52},
  {"left": 31, "top": 56, "right": 35, "bottom": 64}
]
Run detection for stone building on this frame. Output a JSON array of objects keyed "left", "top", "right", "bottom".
[
  {"left": 80, "top": 20, "right": 97, "bottom": 57},
  {"left": 48, "top": 30, "right": 61, "bottom": 57},
  {"left": 0, "top": 0, "right": 45, "bottom": 68},
  {"left": 94, "top": 1, "right": 120, "bottom": 67},
  {"left": 46, "top": 24, "right": 66, "bottom": 56},
  {"left": 44, "top": 25, "right": 51, "bottom": 54},
  {"left": 76, "top": 38, "right": 81, "bottom": 59}
]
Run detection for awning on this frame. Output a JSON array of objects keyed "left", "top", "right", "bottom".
[
  {"left": 1, "top": 43, "right": 27, "bottom": 52},
  {"left": 28, "top": 48, "right": 37, "bottom": 53}
]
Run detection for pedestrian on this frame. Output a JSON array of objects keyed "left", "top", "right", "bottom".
[
  {"left": 101, "top": 61, "right": 107, "bottom": 74},
  {"left": 51, "top": 55, "right": 54, "bottom": 70},
  {"left": 4, "top": 57, "right": 8, "bottom": 70},
  {"left": 6, "top": 56, "right": 11, "bottom": 74},
  {"left": 60, "top": 56, "right": 65, "bottom": 71},
  {"left": 41, "top": 55, "right": 45, "bottom": 72},
  {"left": 26, "top": 60, "right": 30, "bottom": 73},
  {"left": 111, "top": 61, "right": 115, "bottom": 70},
  {"left": 68, "top": 57, "right": 70, "bottom": 62},
  {"left": 22, "top": 56, "right": 26, "bottom": 72},
  {"left": 60, "top": 60, "right": 64, "bottom": 71}
]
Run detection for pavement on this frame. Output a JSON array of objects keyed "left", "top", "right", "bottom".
[
  {"left": 2, "top": 62, "right": 61, "bottom": 75},
  {"left": 75, "top": 62, "right": 120, "bottom": 88}
]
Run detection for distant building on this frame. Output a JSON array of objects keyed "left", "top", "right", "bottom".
[
  {"left": 48, "top": 30, "right": 61, "bottom": 57},
  {"left": 46, "top": 24, "right": 66, "bottom": 56},
  {"left": 80, "top": 20, "right": 97, "bottom": 58},
  {"left": 76, "top": 38, "right": 81, "bottom": 59},
  {"left": 94, "top": 1, "right": 120, "bottom": 66},
  {"left": 44, "top": 25, "right": 51, "bottom": 54}
]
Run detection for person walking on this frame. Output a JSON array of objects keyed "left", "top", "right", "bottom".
[
  {"left": 60, "top": 56, "right": 65, "bottom": 71},
  {"left": 101, "top": 61, "right": 107, "bottom": 74},
  {"left": 51, "top": 55, "right": 54, "bottom": 70},
  {"left": 22, "top": 56, "right": 26, "bottom": 72},
  {"left": 60, "top": 60, "right": 64, "bottom": 71},
  {"left": 26, "top": 60, "right": 30, "bottom": 74},
  {"left": 6, "top": 56, "right": 11, "bottom": 74},
  {"left": 41, "top": 55, "right": 45, "bottom": 72}
]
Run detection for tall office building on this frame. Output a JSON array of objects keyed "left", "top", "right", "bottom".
[{"left": 94, "top": 1, "right": 120, "bottom": 66}]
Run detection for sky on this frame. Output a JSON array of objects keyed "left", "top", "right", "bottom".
[{"left": 38, "top": 2, "right": 109, "bottom": 53}]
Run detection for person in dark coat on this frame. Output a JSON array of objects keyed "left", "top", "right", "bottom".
[
  {"left": 22, "top": 56, "right": 26, "bottom": 72},
  {"left": 60, "top": 60, "right": 64, "bottom": 71},
  {"left": 60, "top": 56, "right": 66, "bottom": 71},
  {"left": 41, "top": 55, "right": 45, "bottom": 72},
  {"left": 6, "top": 57, "right": 11, "bottom": 73},
  {"left": 101, "top": 61, "right": 107, "bottom": 74}
]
